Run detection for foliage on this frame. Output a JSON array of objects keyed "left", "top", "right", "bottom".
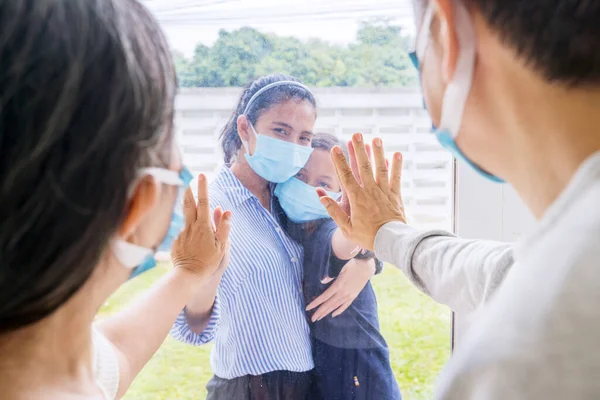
[
  {"left": 99, "top": 265, "right": 450, "bottom": 400},
  {"left": 175, "top": 19, "right": 417, "bottom": 88}
]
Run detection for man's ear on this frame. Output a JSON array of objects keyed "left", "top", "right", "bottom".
[
  {"left": 434, "top": 0, "right": 460, "bottom": 83},
  {"left": 118, "top": 176, "right": 161, "bottom": 241}
]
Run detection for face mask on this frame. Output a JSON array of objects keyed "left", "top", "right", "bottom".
[
  {"left": 112, "top": 166, "right": 193, "bottom": 279},
  {"left": 409, "top": 3, "right": 504, "bottom": 183},
  {"left": 274, "top": 177, "right": 341, "bottom": 223},
  {"left": 242, "top": 124, "right": 313, "bottom": 183}
]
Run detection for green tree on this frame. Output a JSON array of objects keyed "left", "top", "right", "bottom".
[
  {"left": 349, "top": 19, "right": 418, "bottom": 86},
  {"left": 175, "top": 19, "right": 416, "bottom": 88},
  {"left": 210, "top": 28, "right": 272, "bottom": 86}
]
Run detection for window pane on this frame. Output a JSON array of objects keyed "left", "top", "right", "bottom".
[{"left": 102, "top": 1, "right": 453, "bottom": 399}]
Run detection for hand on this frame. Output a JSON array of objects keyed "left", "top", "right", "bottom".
[
  {"left": 306, "top": 258, "right": 376, "bottom": 321},
  {"left": 171, "top": 174, "right": 232, "bottom": 281},
  {"left": 338, "top": 141, "right": 372, "bottom": 216},
  {"left": 317, "top": 133, "right": 406, "bottom": 251}
]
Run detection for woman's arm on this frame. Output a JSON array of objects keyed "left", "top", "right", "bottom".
[
  {"left": 170, "top": 262, "right": 225, "bottom": 346},
  {"left": 97, "top": 268, "right": 218, "bottom": 398},
  {"left": 180, "top": 273, "right": 221, "bottom": 334},
  {"left": 170, "top": 226, "right": 230, "bottom": 343},
  {"left": 96, "top": 175, "right": 231, "bottom": 399}
]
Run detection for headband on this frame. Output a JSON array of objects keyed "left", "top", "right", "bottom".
[{"left": 243, "top": 80, "right": 313, "bottom": 116}]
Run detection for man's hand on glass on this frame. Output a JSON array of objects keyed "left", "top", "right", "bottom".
[{"left": 317, "top": 133, "right": 406, "bottom": 251}]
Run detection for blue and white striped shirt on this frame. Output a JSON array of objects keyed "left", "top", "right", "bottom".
[{"left": 170, "top": 167, "right": 314, "bottom": 379}]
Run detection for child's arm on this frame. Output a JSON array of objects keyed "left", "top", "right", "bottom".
[
  {"left": 331, "top": 228, "right": 361, "bottom": 260},
  {"left": 306, "top": 258, "right": 377, "bottom": 321},
  {"left": 331, "top": 227, "right": 383, "bottom": 275}
]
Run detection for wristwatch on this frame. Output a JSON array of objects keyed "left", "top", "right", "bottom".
[{"left": 353, "top": 250, "right": 384, "bottom": 275}]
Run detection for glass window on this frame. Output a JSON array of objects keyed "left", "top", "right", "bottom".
[{"left": 102, "top": 1, "right": 453, "bottom": 399}]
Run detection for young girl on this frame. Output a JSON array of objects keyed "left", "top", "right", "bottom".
[{"left": 275, "top": 133, "right": 402, "bottom": 400}]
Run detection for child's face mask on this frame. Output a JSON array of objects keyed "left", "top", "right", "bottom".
[{"left": 274, "top": 177, "right": 341, "bottom": 223}]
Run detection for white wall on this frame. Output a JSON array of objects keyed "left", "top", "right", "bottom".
[
  {"left": 452, "top": 161, "right": 537, "bottom": 345},
  {"left": 455, "top": 162, "right": 536, "bottom": 241}
]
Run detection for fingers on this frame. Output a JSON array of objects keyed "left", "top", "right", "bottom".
[
  {"left": 306, "top": 286, "right": 335, "bottom": 311},
  {"left": 196, "top": 174, "right": 211, "bottom": 223},
  {"left": 319, "top": 185, "right": 351, "bottom": 216},
  {"left": 389, "top": 152, "right": 403, "bottom": 201},
  {"left": 351, "top": 133, "right": 376, "bottom": 187},
  {"left": 330, "top": 146, "right": 361, "bottom": 195},
  {"left": 215, "top": 210, "right": 232, "bottom": 244},
  {"left": 311, "top": 293, "right": 344, "bottom": 322},
  {"left": 339, "top": 189, "right": 351, "bottom": 216},
  {"left": 365, "top": 143, "right": 373, "bottom": 163},
  {"left": 182, "top": 187, "right": 197, "bottom": 226},
  {"left": 318, "top": 193, "right": 352, "bottom": 233},
  {"left": 332, "top": 300, "right": 352, "bottom": 318},
  {"left": 372, "top": 138, "right": 389, "bottom": 192},
  {"left": 213, "top": 207, "right": 223, "bottom": 232},
  {"left": 347, "top": 140, "right": 361, "bottom": 185}
]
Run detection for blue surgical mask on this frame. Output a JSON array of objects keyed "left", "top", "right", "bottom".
[
  {"left": 113, "top": 166, "right": 193, "bottom": 279},
  {"left": 274, "top": 177, "right": 341, "bottom": 223},
  {"left": 242, "top": 124, "right": 313, "bottom": 183},
  {"left": 409, "top": 3, "right": 504, "bottom": 183}
]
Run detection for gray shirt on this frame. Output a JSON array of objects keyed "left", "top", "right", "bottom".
[{"left": 375, "top": 151, "right": 600, "bottom": 399}]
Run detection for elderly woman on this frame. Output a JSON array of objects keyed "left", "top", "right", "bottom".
[{"left": 0, "top": 1, "right": 230, "bottom": 399}]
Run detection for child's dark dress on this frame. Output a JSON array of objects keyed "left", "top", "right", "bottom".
[{"left": 284, "top": 217, "right": 402, "bottom": 400}]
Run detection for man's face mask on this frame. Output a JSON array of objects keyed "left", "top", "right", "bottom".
[
  {"left": 409, "top": 2, "right": 504, "bottom": 183},
  {"left": 113, "top": 167, "right": 193, "bottom": 279}
]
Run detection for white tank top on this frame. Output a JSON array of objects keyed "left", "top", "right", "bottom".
[{"left": 92, "top": 329, "right": 120, "bottom": 400}]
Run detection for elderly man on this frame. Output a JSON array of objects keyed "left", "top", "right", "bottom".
[{"left": 319, "top": 0, "right": 600, "bottom": 399}]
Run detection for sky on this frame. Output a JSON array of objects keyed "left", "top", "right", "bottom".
[{"left": 142, "top": 0, "right": 416, "bottom": 57}]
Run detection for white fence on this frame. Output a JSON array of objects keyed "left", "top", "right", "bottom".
[{"left": 175, "top": 87, "right": 453, "bottom": 231}]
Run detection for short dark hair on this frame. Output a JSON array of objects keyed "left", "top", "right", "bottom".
[
  {"left": 220, "top": 74, "right": 317, "bottom": 165},
  {"left": 0, "top": 0, "right": 177, "bottom": 331},
  {"left": 419, "top": 0, "right": 600, "bottom": 86}
]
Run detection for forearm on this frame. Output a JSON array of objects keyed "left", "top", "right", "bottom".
[
  {"left": 183, "top": 272, "right": 221, "bottom": 334},
  {"left": 374, "top": 222, "right": 514, "bottom": 313},
  {"left": 331, "top": 228, "right": 359, "bottom": 260},
  {"left": 96, "top": 268, "right": 209, "bottom": 397}
]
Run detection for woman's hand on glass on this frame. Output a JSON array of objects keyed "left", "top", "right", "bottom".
[
  {"left": 306, "top": 258, "right": 376, "bottom": 321},
  {"left": 171, "top": 174, "right": 232, "bottom": 282}
]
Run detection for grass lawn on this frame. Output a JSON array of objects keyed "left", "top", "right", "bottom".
[{"left": 99, "top": 265, "right": 450, "bottom": 400}]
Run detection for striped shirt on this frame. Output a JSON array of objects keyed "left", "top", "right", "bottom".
[{"left": 170, "top": 167, "right": 314, "bottom": 379}]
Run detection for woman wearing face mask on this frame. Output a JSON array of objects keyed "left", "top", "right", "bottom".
[
  {"left": 171, "top": 74, "right": 321, "bottom": 399},
  {"left": 0, "top": 1, "right": 230, "bottom": 399},
  {"left": 275, "top": 133, "right": 402, "bottom": 400}
]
